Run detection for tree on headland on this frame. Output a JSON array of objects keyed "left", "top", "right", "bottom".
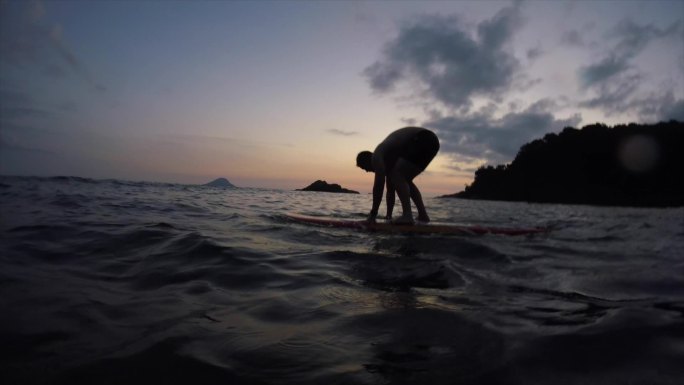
[{"left": 446, "top": 121, "right": 683, "bottom": 207}]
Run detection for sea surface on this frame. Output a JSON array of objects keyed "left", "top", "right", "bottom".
[{"left": 1, "top": 175, "right": 683, "bottom": 385}]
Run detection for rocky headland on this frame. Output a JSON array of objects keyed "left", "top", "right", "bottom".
[{"left": 443, "top": 121, "right": 683, "bottom": 207}]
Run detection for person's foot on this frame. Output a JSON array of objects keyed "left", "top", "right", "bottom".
[
  {"left": 391, "top": 214, "right": 415, "bottom": 225},
  {"left": 417, "top": 214, "right": 430, "bottom": 223}
]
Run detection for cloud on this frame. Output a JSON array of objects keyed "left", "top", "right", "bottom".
[
  {"left": 364, "top": 4, "right": 523, "bottom": 110},
  {"left": 0, "top": 88, "right": 33, "bottom": 106},
  {"left": 0, "top": 135, "right": 53, "bottom": 154},
  {"left": 660, "top": 98, "right": 684, "bottom": 121},
  {"left": 560, "top": 30, "right": 585, "bottom": 47},
  {"left": 578, "top": 73, "right": 641, "bottom": 112},
  {"left": 578, "top": 19, "right": 681, "bottom": 89},
  {"left": 636, "top": 91, "right": 684, "bottom": 122},
  {"left": 579, "top": 54, "right": 630, "bottom": 88},
  {"left": 0, "top": 0, "right": 106, "bottom": 92},
  {"left": 0, "top": 86, "right": 55, "bottom": 121},
  {"left": 47, "top": 24, "right": 107, "bottom": 92},
  {"left": 363, "top": 4, "right": 583, "bottom": 166},
  {"left": 364, "top": 6, "right": 681, "bottom": 173},
  {"left": 425, "top": 100, "right": 582, "bottom": 164},
  {"left": 580, "top": 85, "right": 684, "bottom": 123},
  {"left": 576, "top": 19, "right": 682, "bottom": 119},
  {"left": 364, "top": 4, "right": 585, "bottom": 168},
  {"left": 0, "top": 106, "right": 54, "bottom": 119},
  {"left": 611, "top": 19, "right": 681, "bottom": 57},
  {"left": 526, "top": 46, "right": 544, "bottom": 60},
  {"left": 1, "top": 1, "right": 53, "bottom": 66},
  {"left": 326, "top": 128, "right": 359, "bottom": 136}
]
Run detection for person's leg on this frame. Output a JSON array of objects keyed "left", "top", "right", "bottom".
[
  {"left": 409, "top": 180, "right": 429, "bottom": 222},
  {"left": 385, "top": 179, "right": 396, "bottom": 220},
  {"left": 390, "top": 159, "right": 422, "bottom": 224},
  {"left": 400, "top": 130, "right": 438, "bottom": 222}
]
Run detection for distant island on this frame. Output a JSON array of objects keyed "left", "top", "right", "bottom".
[
  {"left": 443, "top": 121, "right": 683, "bottom": 207},
  {"left": 298, "top": 180, "right": 359, "bottom": 194},
  {"left": 204, "top": 178, "right": 236, "bottom": 188}
]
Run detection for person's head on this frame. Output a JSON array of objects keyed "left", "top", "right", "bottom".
[{"left": 356, "top": 151, "right": 373, "bottom": 172}]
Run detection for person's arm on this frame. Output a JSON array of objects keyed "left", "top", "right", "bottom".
[
  {"left": 385, "top": 179, "right": 395, "bottom": 220},
  {"left": 368, "top": 155, "right": 386, "bottom": 222},
  {"left": 368, "top": 172, "right": 385, "bottom": 221}
]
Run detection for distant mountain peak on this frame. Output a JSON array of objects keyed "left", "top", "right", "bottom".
[{"left": 205, "top": 178, "right": 236, "bottom": 188}]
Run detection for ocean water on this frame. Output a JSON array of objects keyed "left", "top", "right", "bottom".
[{"left": 1, "top": 175, "right": 683, "bottom": 385}]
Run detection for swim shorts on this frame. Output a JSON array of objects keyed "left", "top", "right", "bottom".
[{"left": 402, "top": 129, "right": 440, "bottom": 171}]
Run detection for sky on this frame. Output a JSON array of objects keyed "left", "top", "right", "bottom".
[{"left": 1, "top": 0, "right": 683, "bottom": 195}]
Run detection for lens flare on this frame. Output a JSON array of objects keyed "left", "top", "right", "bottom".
[{"left": 618, "top": 135, "right": 660, "bottom": 173}]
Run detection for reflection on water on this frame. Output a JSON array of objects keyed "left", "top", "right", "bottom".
[{"left": 1, "top": 176, "right": 683, "bottom": 384}]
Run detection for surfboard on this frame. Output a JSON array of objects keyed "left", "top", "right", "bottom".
[{"left": 285, "top": 213, "right": 547, "bottom": 236}]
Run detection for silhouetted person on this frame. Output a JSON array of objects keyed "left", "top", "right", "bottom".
[{"left": 356, "top": 127, "right": 440, "bottom": 224}]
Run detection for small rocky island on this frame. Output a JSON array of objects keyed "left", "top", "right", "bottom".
[
  {"left": 298, "top": 180, "right": 359, "bottom": 194},
  {"left": 204, "top": 178, "right": 236, "bottom": 188}
]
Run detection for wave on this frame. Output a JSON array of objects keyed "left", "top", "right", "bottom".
[{"left": 48, "top": 175, "right": 98, "bottom": 184}]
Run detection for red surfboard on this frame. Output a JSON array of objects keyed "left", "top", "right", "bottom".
[{"left": 286, "top": 213, "right": 547, "bottom": 236}]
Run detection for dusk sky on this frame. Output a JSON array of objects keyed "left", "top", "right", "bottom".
[{"left": 1, "top": 0, "right": 683, "bottom": 195}]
